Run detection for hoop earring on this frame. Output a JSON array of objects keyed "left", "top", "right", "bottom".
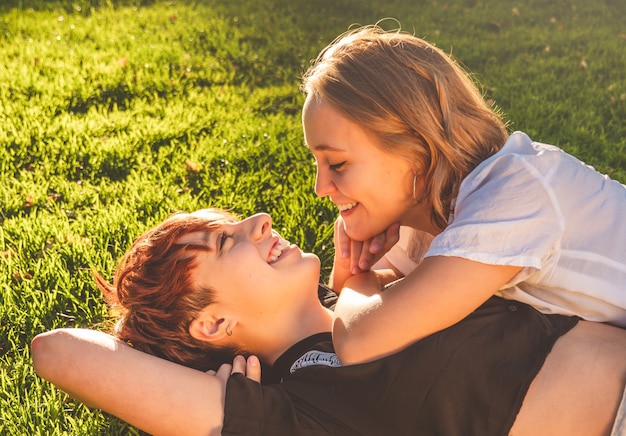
[
  {"left": 412, "top": 173, "right": 418, "bottom": 201},
  {"left": 225, "top": 324, "right": 233, "bottom": 336}
]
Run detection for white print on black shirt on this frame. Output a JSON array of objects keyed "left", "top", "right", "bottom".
[{"left": 289, "top": 350, "right": 341, "bottom": 373}]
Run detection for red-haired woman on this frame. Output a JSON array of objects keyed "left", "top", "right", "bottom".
[{"left": 32, "top": 209, "right": 626, "bottom": 435}]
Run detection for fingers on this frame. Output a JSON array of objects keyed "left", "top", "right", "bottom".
[
  {"left": 369, "top": 223, "right": 400, "bottom": 254},
  {"left": 229, "top": 355, "right": 262, "bottom": 382},
  {"left": 230, "top": 355, "right": 247, "bottom": 374},
  {"left": 350, "top": 239, "right": 365, "bottom": 273},
  {"left": 334, "top": 217, "right": 350, "bottom": 259},
  {"left": 353, "top": 223, "right": 401, "bottom": 274},
  {"left": 206, "top": 354, "right": 261, "bottom": 383},
  {"left": 244, "top": 355, "right": 261, "bottom": 383},
  {"left": 335, "top": 216, "right": 401, "bottom": 275},
  {"left": 368, "top": 232, "right": 386, "bottom": 255},
  {"left": 354, "top": 238, "right": 382, "bottom": 273},
  {"left": 209, "top": 363, "right": 233, "bottom": 382},
  {"left": 384, "top": 223, "right": 401, "bottom": 250}
]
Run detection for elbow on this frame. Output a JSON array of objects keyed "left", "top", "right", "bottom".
[
  {"left": 31, "top": 329, "right": 71, "bottom": 382},
  {"left": 332, "top": 338, "right": 358, "bottom": 366},
  {"left": 332, "top": 319, "right": 373, "bottom": 365},
  {"left": 31, "top": 330, "right": 52, "bottom": 379},
  {"left": 333, "top": 315, "right": 409, "bottom": 365}
]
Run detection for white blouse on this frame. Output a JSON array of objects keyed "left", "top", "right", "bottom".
[{"left": 388, "top": 132, "right": 626, "bottom": 326}]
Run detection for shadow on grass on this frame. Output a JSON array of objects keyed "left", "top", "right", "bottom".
[{"left": 1, "top": 0, "right": 157, "bottom": 13}]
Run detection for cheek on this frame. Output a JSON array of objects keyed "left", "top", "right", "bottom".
[
  {"left": 387, "top": 166, "right": 415, "bottom": 199},
  {"left": 337, "top": 170, "right": 366, "bottom": 193}
]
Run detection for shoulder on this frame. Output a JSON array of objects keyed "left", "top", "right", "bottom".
[
  {"left": 458, "top": 131, "right": 568, "bottom": 206},
  {"left": 467, "top": 132, "right": 548, "bottom": 185}
]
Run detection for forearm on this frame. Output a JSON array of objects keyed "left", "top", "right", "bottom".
[
  {"left": 31, "top": 328, "right": 225, "bottom": 436},
  {"left": 333, "top": 274, "right": 403, "bottom": 365},
  {"left": 333, "top": 256, "right": 521, "bottom": 365},
  {"left": 332, "top": 271, "right": 403, "bottom": 364},
  {"left": 330, "top": 257, "right": 401, "bottom": 293}
]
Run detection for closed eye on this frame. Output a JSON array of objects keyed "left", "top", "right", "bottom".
[
  {"left": 329, "top": 161, "right": 346, "bottom": 171},
  {"left": 218, "top": 231, "right": 232, "bottom": 252}
]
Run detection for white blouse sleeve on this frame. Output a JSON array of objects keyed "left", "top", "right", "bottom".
[{"left": 427, "top": 152, "right": 565, "bottom": 276}]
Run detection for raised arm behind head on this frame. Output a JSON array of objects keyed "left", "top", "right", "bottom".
[{"left": 31, "top": 327, "right": 227, "bottom": 436}]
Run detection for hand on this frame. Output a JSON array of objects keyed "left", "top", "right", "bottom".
[
  {"left": 206, "top": 355, "right": 261, "bottom": 383},
  {"left": 334, "top": 216, "right": 400, "bottom": 275}
]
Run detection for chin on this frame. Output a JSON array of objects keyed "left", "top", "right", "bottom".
[
  {"left": 344, "top": 225, "right": 382, "bottom": 243},
  {"left": 289, "top": 260, "right": 322, "bottom": 291},
  {"left": 304, "top": 253, "right": 321, "bottom": 270}
]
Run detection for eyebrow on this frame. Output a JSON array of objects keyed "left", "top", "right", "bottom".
[
  {"left": 309, "top": 143, "right": 344, "bottom": 152},
  {"left": 175, "top": 230, "right": 215, "bottom": 253}
]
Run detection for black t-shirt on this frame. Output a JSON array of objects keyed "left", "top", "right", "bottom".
[{"left": 223, "top": 295, "right": 578, "bottom": 436}]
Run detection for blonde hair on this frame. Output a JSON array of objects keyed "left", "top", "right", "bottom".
[{"left": 302, "top": 25, "right": 508, "bottom": 229}]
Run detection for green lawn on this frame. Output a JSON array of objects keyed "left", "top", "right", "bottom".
[{"left": 1, "top": 0, "right": 624, "bottom": 433}]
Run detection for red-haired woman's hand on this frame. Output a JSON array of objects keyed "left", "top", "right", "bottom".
[{"left": 207, "top": 355, "right": 261, "bottom": 384}]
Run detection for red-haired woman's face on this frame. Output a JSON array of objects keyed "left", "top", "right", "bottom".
[{"left": 189, "top": 213, "right": 321, "bottom": 324}]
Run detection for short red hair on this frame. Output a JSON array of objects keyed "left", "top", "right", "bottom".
[{"left": 96, "top": 209, "right": 242, "bottom": 371}]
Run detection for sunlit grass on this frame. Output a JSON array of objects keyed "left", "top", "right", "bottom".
[{"left": 1, "top": 0, "right": 624, "bottom": 433}]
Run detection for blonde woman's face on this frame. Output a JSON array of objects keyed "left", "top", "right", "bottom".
[{"left": 303, "top": 98, "right": 419, "bottom": 241}]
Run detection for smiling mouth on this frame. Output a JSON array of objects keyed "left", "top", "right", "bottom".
[
  {"left": 336, "top": 202, "right": 358, "bottom": 212},
  {"left": 268, "top": 236, "right": 290, "bottom": 264}
]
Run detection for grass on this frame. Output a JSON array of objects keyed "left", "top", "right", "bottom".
[{"left": 0, "top": 0, "right": 624, "bottom": 433}]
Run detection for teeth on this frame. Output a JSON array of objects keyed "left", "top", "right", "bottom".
[
  {"left": 268, "top": 237, "right": 290, "bottom": 263},
  {"left": 337, "top": 202, "right": 357, "bottom": 212}
]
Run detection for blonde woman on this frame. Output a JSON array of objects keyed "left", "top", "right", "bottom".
[{"left": 301, "top": 25, "right": 626, "bottom": 366}]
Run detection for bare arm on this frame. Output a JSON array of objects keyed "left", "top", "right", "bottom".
[
  {"left": 513, "top": 320, "right": 626, "bottom": 435},
  {"left": 333, "top": 255, "right": 521, "bottom": 364},
  {"left": 31, "top": 328, "right": 226, "bottom": 436}
]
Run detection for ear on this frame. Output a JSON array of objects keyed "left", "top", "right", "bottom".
[{"left": 189, "top": 311, "right": 235, "bottom": 343}]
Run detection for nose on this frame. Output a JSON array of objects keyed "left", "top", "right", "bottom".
[
  {"left": 243, "top": 213, "right": 272, "bottom": 241},
  {"left": 314, "top": 166, "right": 336, "bottom": 198}
]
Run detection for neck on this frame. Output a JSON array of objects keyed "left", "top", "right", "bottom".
[
  {"left": 404, "top": 201, "right": 443, "bottom": 235},
  {"left": 256, "top": 301, "right": 333, "bottom": 366}
]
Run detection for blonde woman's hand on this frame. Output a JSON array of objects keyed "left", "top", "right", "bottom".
[{"left": 330, "top": 217, "right": 400, "bottom": 290}]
